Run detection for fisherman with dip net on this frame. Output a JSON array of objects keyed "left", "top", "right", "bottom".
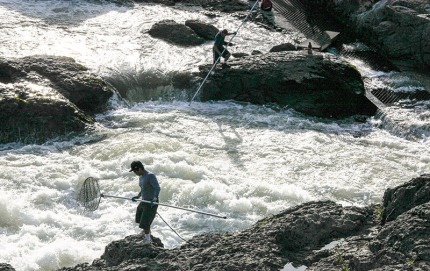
[{"left": 130, "top": 161, "right": 160, "bottom": 245}]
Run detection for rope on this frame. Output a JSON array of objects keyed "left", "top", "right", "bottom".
[
  {"left": 157, "top": 212, "right": 187, "bottom": 242},
  {"left": 189, "top": 0, "right": 261, "bottom": 105}
]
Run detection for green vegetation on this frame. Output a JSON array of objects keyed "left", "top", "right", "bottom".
[
  {"left": 376, "top": 206, "right": 383, "bottom": 220},
  {"left": 335, "top": 254, "right": 351, "bottom": 271}
]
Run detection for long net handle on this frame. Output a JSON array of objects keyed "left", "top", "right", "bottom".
[
  {"left": 189, "top": 0, "right": 261, "bottom": 104},
  {"left": 102, "top": 194, "right": 227, "bottom": 219}
]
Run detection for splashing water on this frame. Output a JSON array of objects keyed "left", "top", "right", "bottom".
[{"left": 0, "top": 1, "right": 429, "bottom": 271}]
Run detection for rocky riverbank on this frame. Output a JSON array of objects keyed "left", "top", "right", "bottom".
[
  {"left": 2, "top": 175, "right": 429, "bottom": 270},
  {"left": 0, "top": 56, "right": 116, "bottom": 144},
  {"left": 2, "top": 174, "right": 423, "bottom": 271}
]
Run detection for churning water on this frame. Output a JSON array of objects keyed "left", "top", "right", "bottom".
[{"left": 0, "top": 1, "right": 429, "bottom": 270}]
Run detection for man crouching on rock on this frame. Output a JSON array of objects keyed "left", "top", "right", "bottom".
[{"left": 130, "top": 161, "right": 160, "bottom": 245}]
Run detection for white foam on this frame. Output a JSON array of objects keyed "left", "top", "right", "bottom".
[
  {"left": 281, "top": 263, "right": 307, "bottom": 271},
  {"left": 0, "top": 194, "right": 24, "bottom": 228},
  {"left": 1, "top": 0, "right": 430, "bottom": 270}
]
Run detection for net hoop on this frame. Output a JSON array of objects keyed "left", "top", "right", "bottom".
[{"left": 77, "top": 177, "right": 102, "bottom": 211}]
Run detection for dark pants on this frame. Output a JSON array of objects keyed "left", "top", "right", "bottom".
[
  {"left": 135, "top": 201, "right": 158, "bottom": 233},
  {"left": 213, "top": 47, "right": 230, "bottom": 64}
]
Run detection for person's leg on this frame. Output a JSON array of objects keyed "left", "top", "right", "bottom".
[
  {"left": 139, "top": 203, "right": 158, "bottom": 243},
  {"left": 135, "top": 202, "right": 143, "bottom": 224},
  {"left": 139, "top": 203, "right": 152, "bottom": 234},
  {"left": 213, "top": 50, "right": 221, "bottom": 65},
  {"left": 224, "top": 53, "right": 231, "bottom": 62},
  {"left": 147, "top": 204, "right": 158, "bottom": 228},
  {"left": 222, "top": 49, "right": 231, "bottom": 67}
]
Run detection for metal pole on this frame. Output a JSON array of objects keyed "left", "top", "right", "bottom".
[
  {"left": 101, "top": 194, "right": 227, "bottom": 219},
  {"left": 188, "top": 0, "right": 261, "bottom": 104}
]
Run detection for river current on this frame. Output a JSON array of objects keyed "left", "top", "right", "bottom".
[{"left": 0, "top": 1, "right": 429, "bottom": 270}]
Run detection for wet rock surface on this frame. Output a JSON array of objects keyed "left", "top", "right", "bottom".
[
  {"left": 0, "top": 56, "right": 115, "bottom": 144},
  {"left": 197, "top": 51, "right": 377, "bottom": 118},
  {"left": 148, "top": 20, "right": 207, "bottom": 46},
  {"left": 50, "top": 175, "right": 430, "bottom": 271},
  {"left": 322, "top": 0, "right": 430, "bottom": 71}
]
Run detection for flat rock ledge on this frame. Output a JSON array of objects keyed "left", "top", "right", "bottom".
[
  {"left": 17, "top": 174, "right": 424, "bottom": 271},
  {"left": 0, "top": 56, "right": 115, "bottom": 144}
]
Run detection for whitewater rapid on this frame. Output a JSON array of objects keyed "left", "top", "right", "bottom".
[{"left": 0, "top": 1, "right": 429, "bottom": 271}]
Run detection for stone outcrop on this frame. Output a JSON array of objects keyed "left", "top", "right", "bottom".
[
  {"left": 0, "top": 56, "right": 115, "bottom": 144},
  {"left": 50, "top": 175, "right": 430, "bottom": 271},
  {"left": 322, "top": 0, "right": 430, "bottom": 71},
  {"left": 0, "top": 263, "right": 15, "bottom": 271},
  {"left": 198, "top": 51, "right": 377, "bottom": 118},
  {"left": 185, "top": 19, "right": 219, "bottom": 40},
  {"left": 148, "top": 20, "right": 206, "bottom": 46},
  {"left": 306, "top": 174, "right": 430, "bottom": 270},
  {"left": 381, "top": 173, "right": 430, "bottom": 224}
]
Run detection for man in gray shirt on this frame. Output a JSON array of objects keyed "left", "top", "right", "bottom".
[{"left": 130, "top": 161, "right": 161, "bottom": 245}]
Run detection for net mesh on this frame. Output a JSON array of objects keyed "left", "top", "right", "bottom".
[{"left": 77, "top": 177, "right": 101, "bottom": 211}]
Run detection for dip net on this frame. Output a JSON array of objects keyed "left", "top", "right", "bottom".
[{"left": 77, "top": 177, "right": 101, "bottom": 211}]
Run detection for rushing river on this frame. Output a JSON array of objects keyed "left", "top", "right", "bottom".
[{"left": 0, "top": 1, "right": 429, "bottom": 270}]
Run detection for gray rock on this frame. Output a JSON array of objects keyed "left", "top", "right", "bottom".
[
  {"left": 148, "top": 20, "right": 206, "bottom": 46},
  {"left": 323, "top": 0, "right": 430, "bottom": 70},
  {"left": 0, "top": 56, "right": 115, "bottom": 144},
  {"left": 381, "top": 174, "right": 430, "bottom": 224},
  {"left": 374, "top": 203, "right": 430, "bottom": 263},
  {"left": 305, "top": 174, "right": 430, "bottom": 271},
  {"left": 185, "top": 19, "right": 219, "bottom": 40},
  {"left": 0, "top": 263, "right": 15, "bottom": 271},
  {"left": 199, "top": 51, "right": 377, "bottom": 118},
  {"left": 270, "top": 43, "right": 297, "bottom": 52}
]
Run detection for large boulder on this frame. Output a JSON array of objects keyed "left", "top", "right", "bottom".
[
  {"left": 381, "top": 174, "right": 430, "bottom": 224},
  {"left": 0, "top": 83, "right": 93, "bottom": 144},
  {"left": 198, "top": 51, "right": 377, "bottom": 118},
  {"left": 185, "top": 19, "right": 219, "bottom": 40},
  {"left": 323, "top": 0, "right": 430, "bottom": 71},
  {"left": 0, "top": 56, "right": 115, "bottom": 144},
  {"left": 148, "top": 20, "right": 206, "bottom": 46}
]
